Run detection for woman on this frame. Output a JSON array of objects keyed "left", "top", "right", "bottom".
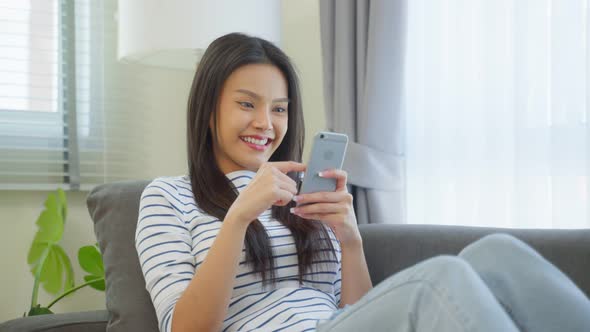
[{"left": 135, "top": 33, "right": 590, "bottom": 332}]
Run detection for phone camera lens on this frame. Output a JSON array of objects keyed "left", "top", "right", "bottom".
[{"left": 320, "top": 134, "right": 325, "bottom": 139}]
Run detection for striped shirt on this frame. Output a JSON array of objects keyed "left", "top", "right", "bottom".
[{"left": 135, "top": 170, "right": 342, "bottom": 332}]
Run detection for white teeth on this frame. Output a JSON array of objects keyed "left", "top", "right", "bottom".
[{"left": 241, "top": 136, "right": 268, "bottom": 146}]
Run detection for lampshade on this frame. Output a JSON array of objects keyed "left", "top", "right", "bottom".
[{"left": 117, "top": 0, "right": 281, "bottom": 70}]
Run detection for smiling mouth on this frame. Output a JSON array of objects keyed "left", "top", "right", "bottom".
[{"left": 239, "top": 136, "right": 273, "bottom": 146}]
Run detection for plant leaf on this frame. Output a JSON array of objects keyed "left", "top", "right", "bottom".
[
  {"left": 39, "top": 248, "right": 62, "bottom": 295},
  {"left": 78, "top": 245, "right": 104, "bottom": 276},
  {"left": 27, "top": 190, "right": 69, "bottom": 296},
  {"left": 28, "top": 192, "right": 63, "bottom": 264},
  {"left": 54, "top": 245, "right": 75, "bottom": 290},
  {"left": 27, "top": 242, "right": 46, "bottom": 269},
  {"left": 83, "top": 275, "right": 105, "bottom": 291},
  {"left": 78, "top": 245, "right": 105, "bottom": 292},
  {"left": 28, "top": 304, "right": 53, "bottom": 316},
  {"left": 33, "top": 193, "right": 64, "bottom": 244}
]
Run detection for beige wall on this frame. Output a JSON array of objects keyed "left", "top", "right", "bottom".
[{"left": 0, "top": 0, "right": 325, "bottom": 322}]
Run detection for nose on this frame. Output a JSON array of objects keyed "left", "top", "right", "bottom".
[{"left": 253, "top": 107, "right": 273, "bottom": 131}]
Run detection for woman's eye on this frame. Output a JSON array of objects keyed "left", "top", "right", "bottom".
[
  {"left": 274, "top": 107, "right": 287, "bottom": 113},
  {"left": 238, "top": 101, "right": 254, "bottom": 108}
]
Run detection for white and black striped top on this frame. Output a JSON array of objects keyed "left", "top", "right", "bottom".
[{"left": 135, "top": 170, "right": 342, "bottom": 332}]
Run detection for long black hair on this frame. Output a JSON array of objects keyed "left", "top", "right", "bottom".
[{"left": 186, "top": 33, "right": 337, "bottom": 287}]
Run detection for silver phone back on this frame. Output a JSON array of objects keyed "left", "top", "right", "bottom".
[{"left": 299, "top": 131, "right": 348, "bottom": 194}]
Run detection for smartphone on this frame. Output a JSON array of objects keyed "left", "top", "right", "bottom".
[{"left": 298, "top": 131, "right": 349, "bottom": 195}]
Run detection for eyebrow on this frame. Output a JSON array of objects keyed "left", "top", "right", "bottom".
[{"left": 235, "top": 89, "right": 290, "bottom": 103}]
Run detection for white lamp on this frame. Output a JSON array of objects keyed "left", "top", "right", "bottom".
[{"left": 117, "top": 0, "right": 281, "bottom": 70}]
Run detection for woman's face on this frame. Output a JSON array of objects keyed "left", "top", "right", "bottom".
[{"left": 210, "top": 63, "right": 290, "bottom": 174}]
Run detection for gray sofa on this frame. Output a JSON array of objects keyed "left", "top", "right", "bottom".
[{"left": 2, "top": 180, "right": 589, "bottom": 332}]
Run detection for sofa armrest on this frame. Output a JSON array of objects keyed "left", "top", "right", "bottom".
[
  {"left": 0, "top": 310, "right": 108, "bottom": 332},
  {"left": 358, "top": 223, "right": 590, "bottom": 298}
]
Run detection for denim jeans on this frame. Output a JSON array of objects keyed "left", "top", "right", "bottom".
[{"left": 315, "top": 234, "right": 590, "bottom": 332}]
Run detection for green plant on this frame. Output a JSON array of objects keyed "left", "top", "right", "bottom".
[{"left": 25, "top": 188, "right": 105, "bottom": 316}]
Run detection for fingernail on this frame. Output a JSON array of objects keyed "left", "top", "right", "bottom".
[
  {"left": 292, "top": 195, "right": 300, "bottom": 202},
  {"left": 290, "top": 208, "right": 296, "bottom": 213},
  {"left": 318, "top": 171, "right": 324, "bottom": 177}
]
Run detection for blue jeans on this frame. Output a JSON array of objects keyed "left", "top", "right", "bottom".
[{"left": 315, "top": 234, "right": 590, "bottom": 332}]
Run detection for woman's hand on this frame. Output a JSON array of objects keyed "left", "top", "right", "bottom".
[
  {"left": 290, "top": 169, "right": 362, "bottom": 249},
  {"left": 226, "top": 161, "right": 306, "bottom": 226}
]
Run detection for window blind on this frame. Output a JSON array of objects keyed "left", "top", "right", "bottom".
[{"left": 0, "top": 0, "right": 148, "bottom": 191}]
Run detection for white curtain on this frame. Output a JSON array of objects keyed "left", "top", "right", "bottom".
[{"left": 404, "top": 0, "right": 590, "bottom": 228}]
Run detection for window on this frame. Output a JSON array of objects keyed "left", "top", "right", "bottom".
[{"left": 0, "top": 0, "right": 148, "bottom": 190}]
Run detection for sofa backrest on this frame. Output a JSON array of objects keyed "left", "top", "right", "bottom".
[
  {"left": 87, "top": 180, "right": 157, "bottom": 332},
  {"left": 360, "top": 224, "right": 590, "bottom": 298}
]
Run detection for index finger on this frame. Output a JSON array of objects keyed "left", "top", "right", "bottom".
[{"left": 271, "top": 161, "right": 307, "bottom": 173}]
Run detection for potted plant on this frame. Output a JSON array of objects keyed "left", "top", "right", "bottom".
[{"left": 26, "top": 188, "right": 105, "bottom": 316}]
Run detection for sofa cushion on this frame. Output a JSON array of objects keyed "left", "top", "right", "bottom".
[{"left": 87, "top": 180, "right": 158, "bottom": 332}]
